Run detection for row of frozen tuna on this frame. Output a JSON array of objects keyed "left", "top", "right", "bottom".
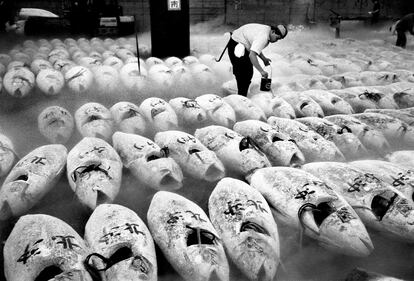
[
  {"left": 2, "top": 113, "right": 414, "bottom": 221},
  {"left": 31, "top": 94, "right": 414, "bottom": 152},
  {"left": 0, "top": 56, "right": 229, "bottom": 98},
  {"left": 32, "top": 83, "right": 414, "bottom": 146},
  {"left": 4, "top": 156, "right": 414, "bottom": 281}
]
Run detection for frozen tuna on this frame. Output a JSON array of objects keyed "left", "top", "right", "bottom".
[
  {"left": 112, "top": 132, "right": 183, "bottom": 191},
  {"left": 148, "top": 191, "right": 229, "bottom": 281},
  {"left": 84, "top": 204, "right": 157, "bottom": 281},
  {"left": 4, "top": 214, "right": 93, "bottom": 281},
  {"left": 195, "top": 125, "right": 271, "bottom": 180},
  {"left": 0, "top": 144, "right": 67, "bottom": 220},
  {"left": 249, "top": 167, "right": 373, "bottom": 256},
  {"left": 66, "top": 137, "right": 122, "bottom": 209},
  {"left": 38, "top": 105, "right": 75, "bottom": 144},
  {"left": 154, "top": 130, "right": 225, "bottom": 182},
  {"left": 209, "top": 177, "right": 280, "bottom": 281}
]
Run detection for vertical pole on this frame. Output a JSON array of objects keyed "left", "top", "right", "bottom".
[
  {"left": 134, "top": 14, "right": 141, "bottom": 75},
  {"left": 224, "top": 0, "right": 227, "bottom": 24},
  {"left": 313, "top": 0, "right": 316, "bottom": 22}
]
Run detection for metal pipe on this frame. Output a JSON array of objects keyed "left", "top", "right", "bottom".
[{"left": 134, "top": 14, "right": 141, "bottom": 76}]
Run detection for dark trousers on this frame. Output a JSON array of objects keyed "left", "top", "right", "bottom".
[
  {"left": 227, "top": 38, "right": 253, "bottom": 97},
  {"left": 396, "top": 29, "right": 407, "bottom": 48}
]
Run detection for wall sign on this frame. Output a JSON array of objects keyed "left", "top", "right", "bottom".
[{"left": 168, "top": 0, "right": 181, "bottom": 10}]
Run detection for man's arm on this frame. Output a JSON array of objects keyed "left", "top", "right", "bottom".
[{"left": 249, "top": 50, "right": 268, "bottom": 78}]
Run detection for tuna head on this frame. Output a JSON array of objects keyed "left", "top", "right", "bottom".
[
  {"left": 64, "top": 65, "right": 93, "bottom": 93},
  {"left": 284, "top": 93, "right": 325, "bottom": 118},
  {"left": 195, "top": 125, "right": 271, "bottom": 180},
  {"left": 249, "top": 167, "right": 373, "bottom": 257},
  {"left": 196, "top": 94, "right": 236, "bottom": 128},
  {"left": 110, "top": 101, "right": 147, "bottom": 135},
  {"left": 154, "top": 130, "right": 225, "bottom": 182},
  {"left": 223, "top": 94, "right": 266, "bottom": 122},
  {"left": 38, "top": 105, "right": 74, "bottom": 144},
  {"left": 297, "top": 117, "right": 369, "bottom": 160},
  {"left": 325, "top": 115, "right": 391, "bottom": 156},
  {"left": 67, "top": 137, "right": 123, "bottom": 210},
  {"left": 148, "top": 191, "right": 229, "bottom": 281},
  {"left": 233, "top": 120, "right": 305, "bottom": 167},
  {"left": 75, "top": 102, "right": 114, "bottom": 142},
  {"left": 267, "top": 117, "right": 345, "bottom": 163},
  {"left": 84, "top": 204, "right": 157, "bottom": 281},
  {"left": 112, "top": 132, "right": 183, "bottom": 191},
  {"left": 0, "top": 144, "right": 67, "bottom": 220},
  {"left": 140, "top": 97, "right": 179, "bottom": 133},
  {"left": 209, "top": 178, "right": 280, "bottom": 281},
  {"left": 4, "top": 214, "right": 93, "bottom": 281},
  {"left": 304, "top": 161, "right": 414, "bottom": 243},
  {"left": 169, "top": 97, "right": 208, "bottom": 129}
]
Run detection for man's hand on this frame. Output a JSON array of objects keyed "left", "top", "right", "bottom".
[
  {"left": 262, "top": 57, "right": 271, "bottom": 66},
  {"left": 260, "top": 71, "right": 269, "bottom": 78},
  {"left": 260, "top": 54, "right": 272, "bottom": 66}
]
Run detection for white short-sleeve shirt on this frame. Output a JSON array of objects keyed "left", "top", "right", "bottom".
[{"left": 231, "top": 23, "right": 270, "bottom": 54}]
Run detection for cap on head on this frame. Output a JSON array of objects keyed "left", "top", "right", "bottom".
[{"left": 275, "top": 24, "right": 288, "bottom": 39}]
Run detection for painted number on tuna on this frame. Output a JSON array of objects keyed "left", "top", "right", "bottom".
[
  {"left": 17, "top": 239, "right": 44, "bottom": 264},
  {"left": 99, "top": 223, "right": 145, "bottom": 245},
  {"left": 166, "top": 210, "right": 206, "bottom": 224},
  {"left": 391, "top": 171, "right": 413, "bottom": 187},
  {"left": 52, "top": 235, "right": 81, "bottom": 250},
  {"left": 347, "top": 173, "right": 380, "bottom": 192},
  {"left": 224, "top": 199, "right": 267, "bottom": 218}
]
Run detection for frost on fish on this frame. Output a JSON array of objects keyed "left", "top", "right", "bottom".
[
  {"left": 268, "top": 116, "right": 345, "bottom": 162},
  {"left": 148, "top": 191, "right": 229, "bottom": 281},
  {"left": 300, "top": 89, "right": 354, "bottom": 115},
  {"left": 74, "top": 102, "right": 114, "bottom": 142},
  {"left": 112, "top": 132, "right": 183, "bottom": 191},
  {"left": 110, "top": 101, "right": 147, "bottom": 136},
  {"left": 249, "top": 167, "right": 373, "bottom": 257},
  {"left": 169, "top": 97, "right": 209, "bottom": 132},
  {"left": 154, "top": 130, "right": 225, "bottom": 182},
  {"left": 0, "top": 144, "right": 67, "bottom": 220},
  {"left": 64, "top": 65, "right": 93, "bottom": 93},
  {"left": 280, "top": 91, "right": 325, "bottom": 118},
  {"left": 196, "top": 94, "right": 236, "bottom": 128},
  {"left": 223, "top": 94, "right": 266, "bottom": 122},
  {"left": 66, "top": 137, "right": 122, "bottom": 210},
  {"left": 325, "top": 114, "right": 391, "bottom": 156},
  {"left": 38, "top": 106, "right": 74, "bottom": 144},
  {"left": 233, "top": 120, "right": 305, "bottom": 167},
  {"left": 140, "top": 97, "right": 179, "bottom": 134},
  {"left": 85, "top": 204, "right": 157, "bottom": 281},
  {"left": 352, "top": 112, "right": 414, "bottom": 149},
  {"left": 296, "top": 117, "right": 369, "bottom": 160},
  {"left": 250, "top": 93, "right": 296, "bottom": 119},
  {"left": 3, "top": 67, "right": 35, "bottom": 97},
  {"left": 304, "top": 161, "right": 414, "bottom": 243},
  {"left": 4, "top": 214, "right": 93, "bottom": 281},
  {"left": 386, "top": 150, "right": 414, "bottom": 169},
  {"left": 195, "top": 125, "right": 271, "bottom": 180},
  {"left": 209, "top": 177, "right": 280, "bottom": 281}
]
